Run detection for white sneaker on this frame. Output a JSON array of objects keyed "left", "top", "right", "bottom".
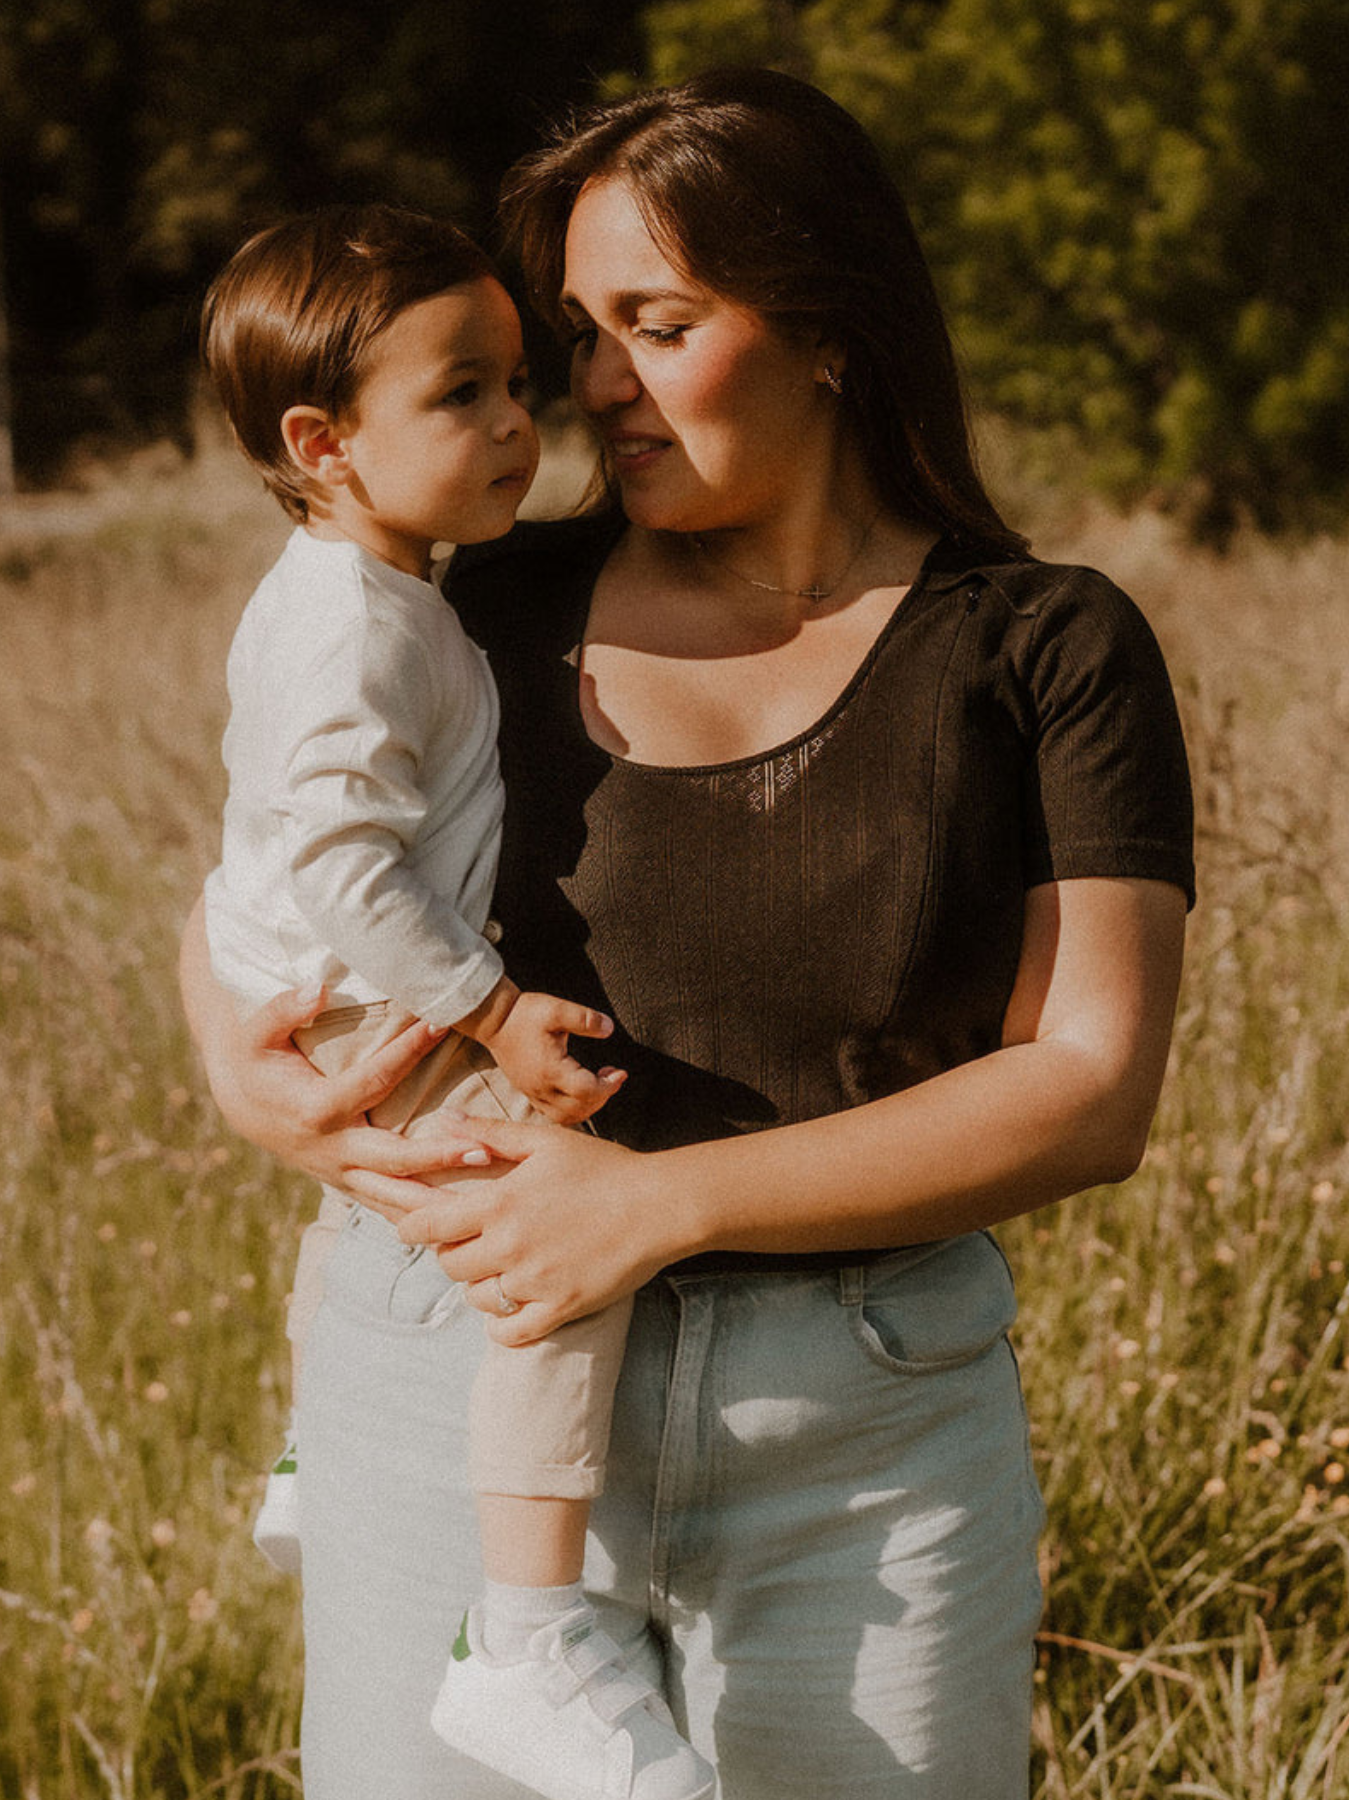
[
  {"left": 431, "top": 1604, "right": 716, "bottom": 1800},
  {"left": 251, "top": 1442, "right": 301, "bottom": 1576}
]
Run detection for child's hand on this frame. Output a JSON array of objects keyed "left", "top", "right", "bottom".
[{"left": 466, "top": 984, "right": 626, "bottom": 1124}]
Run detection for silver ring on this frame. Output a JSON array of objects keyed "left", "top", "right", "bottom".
[{"left": 492, "top": 1276, "right": 521, "bottom": 1317}]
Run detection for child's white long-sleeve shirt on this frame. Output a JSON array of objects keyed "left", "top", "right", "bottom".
[{"left": 204, "top": 528, "right": 505, "bottom": 1027}]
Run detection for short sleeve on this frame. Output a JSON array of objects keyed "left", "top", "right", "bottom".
[{"left": 1011, "top": 566, "right": 1196, "bottom": 908}]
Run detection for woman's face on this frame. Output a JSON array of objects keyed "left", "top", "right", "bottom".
[{"left": 560, "top": 177, "right": 837, "bottom": 535}]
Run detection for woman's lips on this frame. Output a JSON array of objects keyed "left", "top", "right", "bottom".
[{"left": 606, "top": 434, "right": 669, "bottom": 471}]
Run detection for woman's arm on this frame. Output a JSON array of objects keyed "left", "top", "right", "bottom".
[
  {"left": 400, "top": 877, "right": 1186, "bottom": 1341},
  {"left": 179, "top": 894, "right": 490, "bottom": 1214}
]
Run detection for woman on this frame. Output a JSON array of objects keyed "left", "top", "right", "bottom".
[{"left": 182, "top": 67, "right": 1193, "bottom": 1800}]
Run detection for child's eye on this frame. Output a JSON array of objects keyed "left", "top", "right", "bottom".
[
  {"left": 565, "top": 324, "right": 598, "bottom": 354},
  {"left": 443, "top": 381, "right": 479, "bottom": 407},
  {"left": 508, "top": 373, "right": 530, "bottom": 401}
]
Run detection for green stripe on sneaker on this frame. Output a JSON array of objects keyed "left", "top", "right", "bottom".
[{"left": 451, "top": 1613, "right": 472, "bottom": 1663}]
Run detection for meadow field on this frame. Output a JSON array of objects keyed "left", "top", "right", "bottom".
[{"left": 1, "top": 423, "right": 1347, "bottom": 1798}]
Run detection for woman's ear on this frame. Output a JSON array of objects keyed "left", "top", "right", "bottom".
[{"left": 280, "top": 405, "right": 354, "bottom": 487}]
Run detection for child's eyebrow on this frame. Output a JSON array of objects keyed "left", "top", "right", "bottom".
[{"left": 434, "top": 351, "right": 528, "bottom": 378}]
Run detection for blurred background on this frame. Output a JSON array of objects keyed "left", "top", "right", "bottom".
[
  {"left": 1, "top": 0, "right": 1347, "bottom": 538},
  {"left": 4, "top": 4, "right": 1349, "bottom": 1797}
]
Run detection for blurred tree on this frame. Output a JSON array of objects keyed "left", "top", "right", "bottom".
[
  {"left": 5, "top": 0, "right": 1344, "bottom": 532},
  {"left": 0, "top": 181, "right": 14, "bottom": 493},
  {"left": 629, "top": 0, "right": 1349, "bottom": 536},
  {"left": 0, "top": 0, "right": 643, "bottom": 482},
  {"left": 905, "top": 0, "right": 1349, "bottom": 536},
  {"left": 0, "top": 0, "right": 159, "bottom": 470}
]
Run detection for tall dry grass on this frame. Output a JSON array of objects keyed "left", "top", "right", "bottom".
[{"left": 1, "top": 423, "right": 1346, "bottom": 1797}]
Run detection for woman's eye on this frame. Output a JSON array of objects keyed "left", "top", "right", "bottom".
[{"left": 636, "top": 323, "right": 688, "bottom": 346}]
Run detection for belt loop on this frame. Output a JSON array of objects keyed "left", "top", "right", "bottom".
[{"left": 837, "top": 1264, "right": 865, "bottom": 1306}]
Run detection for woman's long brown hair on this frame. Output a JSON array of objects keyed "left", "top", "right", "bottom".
[{"left": 501, "top": 66, "right": 1029, "bottom": 556}]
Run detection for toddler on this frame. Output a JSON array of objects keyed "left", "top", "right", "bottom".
[{"left": 200, "top": 204, "right": 714, "bottom": 1800}]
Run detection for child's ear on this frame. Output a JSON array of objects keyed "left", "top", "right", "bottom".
[{"left": 280, "top": 405, "right": 354, "bottom": 487}]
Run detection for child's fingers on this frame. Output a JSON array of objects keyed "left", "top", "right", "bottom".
[
  {"left": 548, "top": 1001, "right": 614, "bottom": 1040},
  {"left": 537, "top": 1066, "right": 627, "bottom": 1125}
]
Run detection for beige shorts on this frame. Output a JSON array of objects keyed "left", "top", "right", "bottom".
[{"left": 287, "top": 1003, "right": 633, "bottom": 1500}]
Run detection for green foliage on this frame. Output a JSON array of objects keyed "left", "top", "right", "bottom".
[
  {"left": 629, "top": 0, "right": 1349, "bottom": 536},
  {"left": 0, "top": 0, "right": 644, "bottom": 476},
  {"left": 5, "top": 0, "right": 1346, "bottom": 532}
]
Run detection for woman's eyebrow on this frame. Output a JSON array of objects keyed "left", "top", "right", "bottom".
[{"left": 560, "top": 286, "right": 696, "bottom": 315}]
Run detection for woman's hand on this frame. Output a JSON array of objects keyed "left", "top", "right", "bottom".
[
  {"left": 180, "top": 897, "right": 494, "bottom": 1217},
  {"left": 395, "top": 1121, "right": 683, "bottom": 1344}
]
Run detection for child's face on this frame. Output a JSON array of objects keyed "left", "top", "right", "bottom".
[{"left": 335, "top": 277, "right": 539, "bottom": 575}]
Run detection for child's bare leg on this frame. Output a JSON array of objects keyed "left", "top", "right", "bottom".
[
  {"left": 477, "top": 1493, "right": 589, "bottom": 1588},
  {"left": 474, "top": 1494, "right": 593, "bottom": 1662}
]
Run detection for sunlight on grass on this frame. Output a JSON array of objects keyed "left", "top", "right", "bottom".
[{"left": 2, "top": 423, "right": 1346, "bottom": 1795}]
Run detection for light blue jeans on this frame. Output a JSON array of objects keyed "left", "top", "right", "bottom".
[{"left": 298, "top": 1207, "right": 1045, "bottom": 1799}]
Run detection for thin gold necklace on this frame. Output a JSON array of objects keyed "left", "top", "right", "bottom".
[{"left": 691, "top": 509, "right": 882, "bottom": 604}]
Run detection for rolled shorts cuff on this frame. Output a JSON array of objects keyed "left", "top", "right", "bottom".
[{"left": 469, "top": 1458, "right": 606, "bottom": 1501}]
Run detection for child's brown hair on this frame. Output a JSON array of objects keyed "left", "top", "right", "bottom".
[{"left": 202, "top": 204, "right": 496, "bottom": 521}]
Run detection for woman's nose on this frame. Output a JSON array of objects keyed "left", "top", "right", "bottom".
[{"left": 573, "top": 333, "right": 641, "bottom": 413}]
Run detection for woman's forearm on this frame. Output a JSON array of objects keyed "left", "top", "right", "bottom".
[
  {"left": 654, "top": 875, "right": 1186, "bottom": 1258},
  {"left": 410, "top": 1018, "right": 1177, "bottom": 1346},
  {"left": 416, "top": 879, "right": 1187, "bottom": 1344},
  {"left": 648, "top": 1035, "right": 1157, "bottom": 1261}
]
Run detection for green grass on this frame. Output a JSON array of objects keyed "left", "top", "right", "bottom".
[{"left": 1, "top": 434, "right": 1346, "bottom": 1796}]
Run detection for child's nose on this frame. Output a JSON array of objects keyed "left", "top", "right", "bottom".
[{"left": 497, "top": 394, "right": 534, "bottom": 440}]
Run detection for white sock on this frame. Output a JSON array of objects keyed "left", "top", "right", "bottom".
[{"left": 478, "top": 1579, "right": 590, "bottom": 1664}]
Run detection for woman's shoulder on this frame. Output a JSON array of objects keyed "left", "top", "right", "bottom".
[
  {"left": 926, "top": 538, "right": 1136, "bottom": 622},
  {"left": 928, "top": 540, "right": 1170, "bottom": 676}
]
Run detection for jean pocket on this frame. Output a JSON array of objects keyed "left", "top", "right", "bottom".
[
  {"left": 322, "top": 1205, "right": 465, "bottom": 1334},
  {"left": 848, "top": 1232, "right": 1017, "bottom": 1374}
]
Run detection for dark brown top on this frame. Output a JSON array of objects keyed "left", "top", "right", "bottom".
[{"left": 448, "top": 516, "right": 1194, "bottom": 1159}]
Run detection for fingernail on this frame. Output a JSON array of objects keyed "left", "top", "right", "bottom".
[{"left": 461, "top": 1149, "right": 491, "bottom": 1167}]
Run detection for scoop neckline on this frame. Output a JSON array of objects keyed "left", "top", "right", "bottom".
[{"left": 567, "top": 529, "right": 952, "bottom": 777}]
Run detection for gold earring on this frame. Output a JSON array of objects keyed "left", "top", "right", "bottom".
[{"left": 823, "top": 365, "right": 844, "bottom": 397}]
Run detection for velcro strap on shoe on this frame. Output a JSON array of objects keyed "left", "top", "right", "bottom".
[
  {"left": 536, "top": 1629, "right": 622, "bottom": 1706},
  {"left": 584, "top": 1666, "right": 656, "bottom": 1727},
  {"left": 535, "top": 1627, "right": 660, "bottom": 1731}
]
